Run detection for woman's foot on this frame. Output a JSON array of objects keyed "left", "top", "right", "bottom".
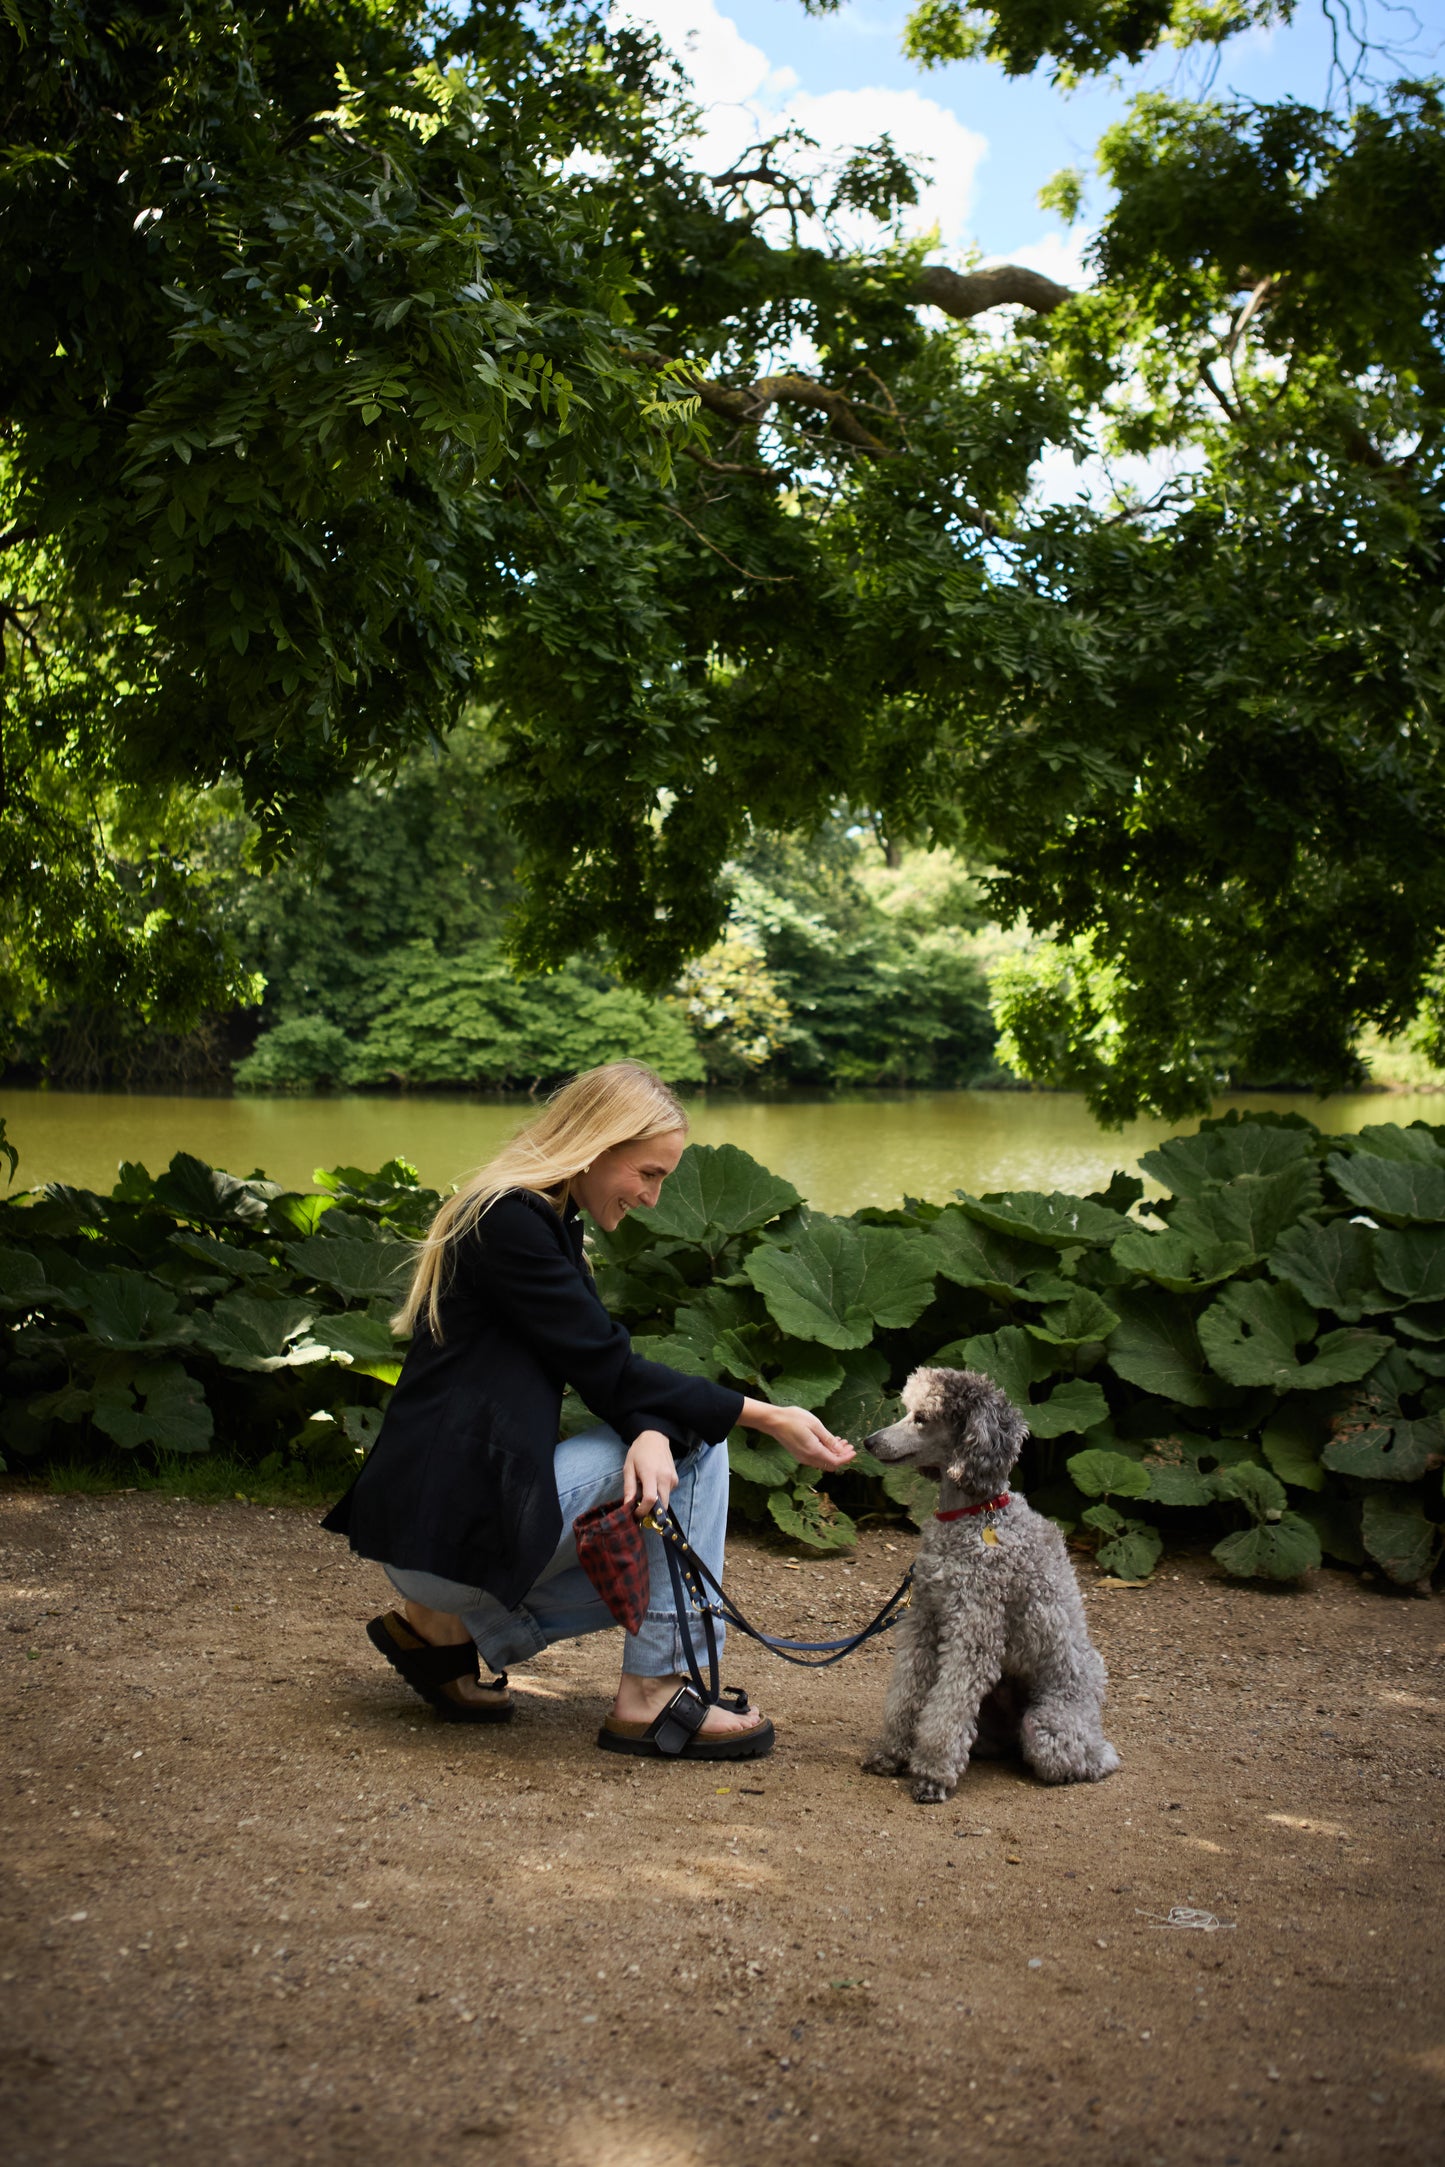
[
  {"left": 612, "top": 1672, "right": 765, "bottom": 1738},
  {"left": 398, "top": 1602, "right": 510, "bottom": 1712}
]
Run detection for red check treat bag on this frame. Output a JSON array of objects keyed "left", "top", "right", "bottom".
[{"left": 573, "top": 1497, "right": 651, "bottom": 1634}]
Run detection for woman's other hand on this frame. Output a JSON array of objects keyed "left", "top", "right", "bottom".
[
  {"left": 739, "top": 1397, "right": 855, "bottom": 1472},
  {"left": 622, "top": 1429, "right": 679, "bottom": 1520}
]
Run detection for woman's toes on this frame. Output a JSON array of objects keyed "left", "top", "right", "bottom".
[{"left": 698, "top": 1701, "right": 763, "bottom": 1737}]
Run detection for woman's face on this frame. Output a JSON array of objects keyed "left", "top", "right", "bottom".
[{"left": 573, "top": 1128, "right": 686, "bottom": 1232}]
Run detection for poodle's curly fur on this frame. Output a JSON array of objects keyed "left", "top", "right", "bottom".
[{"left": 862, "top": 1366, "right": 1120, "bottom": 1804}]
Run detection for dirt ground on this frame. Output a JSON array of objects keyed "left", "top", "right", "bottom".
[{"left": 2, "top": 1488, "right": 1442, "bottom": 2167}]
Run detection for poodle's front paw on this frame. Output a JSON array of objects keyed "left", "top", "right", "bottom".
[
  {"left": 910, "top": 1774, "right": 955, "bottom": 1805},
  {"left": 862, "top": 1747, "right": 907, "bottom": 1777},
  {"left": 1022, "top": 1717, "right": 1121, "bottom": 1785}
]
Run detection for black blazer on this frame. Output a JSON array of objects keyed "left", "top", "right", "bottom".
[{"left": 322, "top": 1188, "right": 743, "bottom": 1607}]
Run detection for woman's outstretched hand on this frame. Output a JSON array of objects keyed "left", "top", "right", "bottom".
[{"left": 740, "top": 1397, "right": 855, "bottom": 1472}]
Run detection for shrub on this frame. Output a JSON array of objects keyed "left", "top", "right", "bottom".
[
  {"left": 2, "top": 1112, "right": 1442, "bottom": 1588},
  {"left": 233, "top": 1015, "right": 356, "bottom": 1092}
]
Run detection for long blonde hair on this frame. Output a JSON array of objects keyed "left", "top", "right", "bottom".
[{"left": 393, "top": 1061, "right": 688, "bottom": 1340}]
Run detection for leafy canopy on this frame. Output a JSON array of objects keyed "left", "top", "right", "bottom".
[{"left": 7, "top": 0, "right": 1445, "bottom": 1116}]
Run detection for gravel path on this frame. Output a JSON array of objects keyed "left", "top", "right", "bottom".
[{"left": 2, "top": 1487, "right": 1442, "bottom": 2166}]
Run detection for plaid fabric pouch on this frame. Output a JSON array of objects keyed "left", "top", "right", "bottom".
[{"left": 573, "top": 1497, "right": 651, "bottom": 1635}]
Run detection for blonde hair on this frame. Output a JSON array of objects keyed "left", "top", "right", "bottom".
[{"left": 393, "top": 1061, "right": 688, "bottom": 1341}]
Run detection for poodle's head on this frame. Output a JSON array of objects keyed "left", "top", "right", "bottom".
[{"left": 865, "top": 1366, "right": 1027, "bottom": 1500}]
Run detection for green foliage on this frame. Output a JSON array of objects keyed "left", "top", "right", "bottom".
[
  {"left": 2, "top": 1, "right": 707, "bottom": 1039},
  {"left": 4, "top": 1106, "right": 1444, "bottom": 1584},
  {"left": 8, "top": 0, "right": 1445, "bottom": 1123}
]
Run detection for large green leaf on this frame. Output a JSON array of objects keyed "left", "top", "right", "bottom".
[
  {"left": 630, "top": 1331, "right": 720, "bottom": 1381},
  {"left": 1360, "top": 1495, "right": 1441, "bottom": 1584},
  {"left": 89, "top": 1359, "right": 214, "bottom": 1454},
  {"left": 957, "top": 1190, "right": 1132, "bottom": 1250},
  {"left": 1374, "top": 1227, "right": 1445, "bottom": 1306},
  {"left": 168, "top": 1232, "right": 280, "bottom": 1283},
  {"left": 1080, "top": 1504, "right": 1163, "bottom": 1580},
  {"left": 71, "top": 1268, "right": 193, "bottom": 1352},
  {"left": 1260, "top": 1399, "right": 1330, "bottom": 1492},
  {"left": 728, "top": 1435, "right": 793, "bottom": 1487},
  {"left": 1111, "top": 1223, "right": 1252, "bottom": 1291},
  {"left": 302, "top": 1310, "right": 404, "bottom": 1383},
  {"left": 1326, "top": 1151, "right": 1445, "bottom": 1225},
  {"left": 1106, "top": 1288, "right": 1216, "bottom": 1405},
  {"left": 1139, "top": 1118, "right": 1315, "bottom": 1197},
  {"left": 1199, "top": 1282, "right": 1390, "bottom": 1392},
  {"left": 637, "top": 1144, "right": 800, "bottom": 1257},
  {"left": 1170, "top": 1161, "right": 1322, "bottom": 1258},
  {"left": 1352, "top": 1123, "right": 1445, "bottom": 1166},
  {"left": 743, "top": 1217, "right": 936, "bottom": 1350},
  {"left": 817, "top": 1347, "right": 894, "bottom": 1440},
  {"left": 946, "top": 1328, "right": 1108, "bottom": 1437},
  {"left": 1321, "top": 1350, "right": 1445, "bottom": 1483},
  {"left": 1142, "top": 1456, "right": 1215, "bottom": 1506},
  {"left": 1023, "top": 1289, "right": 1120, "bottom": 1351},
  {"left": 191, "top": 1293, "right": 326, "bottom": 1373},
  {"left": 1210, "top": 1459, "right": 1287, "bottom": 1518},
  {"left": 152, "top": 1152, "right": 276, "bottom": 1226},
  {"left": 1212, "top": 1514, "right": 1322, "bottom": 1581},
  {"left": 766, "top": 1481, "right": 856, "bottom": 1553},
  {"left": 1026, "top": 1377, "right": 1111, "bottom": 1437},
  {"left": 1067, "top": 1448, "right": 1151, "bottom": 1500},
  {"left": 284, "top": 1234, "right": 411, "bottom": 1303},
  {"left": 1268, "top": 1217, "right": 1386, "bottom": 1323},
  {"left": 1134, "top": 1426, "right": 1256, "bottom": 1494},
  {"left": 765, "top": 1339, "right": 847, "bottom": 1411},
  {"left": 926, "top": 1206, "right": 1056, "bottom": 1300},
  {"left": 269, "top": 1193, "right": 338, "bottom": 1237},
  {"left": 0, "top": 1247, "right": 65, "bottom": 1310},
  {"left": 710, "top": 1326, "right": 768, "bottom": 1388}
]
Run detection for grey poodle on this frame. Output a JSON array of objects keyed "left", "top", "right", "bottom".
[{"left": 863, "top": 1366, "right": 1120, "bottom": 1803}]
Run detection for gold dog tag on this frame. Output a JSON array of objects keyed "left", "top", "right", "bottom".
[{"left": 982, "top": 1526, "right": 1000, "bottom": 1545}]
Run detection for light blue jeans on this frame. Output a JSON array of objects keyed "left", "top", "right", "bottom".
[{"left": 384, "top": 1425, "right": 729, "bottom": 1678}]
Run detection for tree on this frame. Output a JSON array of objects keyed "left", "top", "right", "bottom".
[
  {"left": 7, "top": 0, "right": 1444, "bottom": 1118},
  {"left": 486, "top": 5, "right": 1445, "bottom": 1118},
  {"left": 0, "top": 0, "right": 693, "bottom": 1041}
]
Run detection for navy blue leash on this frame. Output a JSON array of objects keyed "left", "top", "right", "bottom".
[{"left": 644, "top": 1505, "right": 914, "bottom": 1706}]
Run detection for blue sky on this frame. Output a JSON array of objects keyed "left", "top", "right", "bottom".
[{"left": 619, "top": 1, "right": 1444, "bottom": 275}]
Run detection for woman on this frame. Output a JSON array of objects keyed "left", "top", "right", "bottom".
[{"left": 323, "top": 1061, "right": 853, "bottom": 1761}]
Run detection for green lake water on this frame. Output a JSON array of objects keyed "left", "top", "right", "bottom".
[{"left": 5, "top": 1085, "right": 1441, "bottom": 1214}]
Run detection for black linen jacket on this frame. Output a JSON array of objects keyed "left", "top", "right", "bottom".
[{"left": 322, "top": 1189, "right": 743, "bottom": 1606}]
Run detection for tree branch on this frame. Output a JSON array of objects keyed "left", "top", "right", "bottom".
[
  {"left": 663, "top": 503, "right": 794, "bottom": 581},
  {"left": 688, "top": 372, "right": 895, "bottom": 455},
  {"left": 664, "top": 261, "right": 1075, "bottom": 466},
  {"left": 911, "top": 263, "right": 1073, "bottom": 319}
]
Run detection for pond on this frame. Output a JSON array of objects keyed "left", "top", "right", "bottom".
[{"left": 5, "top": 1084, "right": 1441, "bottom": 1214}]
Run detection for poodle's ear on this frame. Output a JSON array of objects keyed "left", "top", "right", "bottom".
[{"left": 945, "top": 1376, "right": 1028, "bottom": 1488}]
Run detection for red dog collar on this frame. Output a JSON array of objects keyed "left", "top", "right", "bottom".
[{"left": 936, "top": 1491, "right": 1011, "bottom": 1522}]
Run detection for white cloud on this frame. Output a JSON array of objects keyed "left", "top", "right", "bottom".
[
  {"left": 787, "top": 86, "right": 986, "bottom": 251},
  {"left": 613, "top": 0, "right": 986, "bottom": 254},
  {"left": 992, "top": 227, "right": 1091, "bottom": 290}
]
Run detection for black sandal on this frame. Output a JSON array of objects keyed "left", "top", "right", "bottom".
[
  {"left": 365, "top": 1611, "right": 513, "bottom": 1724},
  {"left": 597, "top": 1682, "right": 775, "bottom": 1761}
]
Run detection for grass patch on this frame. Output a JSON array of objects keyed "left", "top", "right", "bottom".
[{"left": 37, "top": 1452, "right": 343, "bottom": 1510}]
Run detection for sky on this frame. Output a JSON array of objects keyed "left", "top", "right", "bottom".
[{"left": 614, "top": 0, "right": 1444, "bottom": 284}]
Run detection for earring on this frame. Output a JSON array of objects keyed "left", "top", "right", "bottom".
[{"left": 580, "top": 1162, "right": 591, "bottom": 1174}]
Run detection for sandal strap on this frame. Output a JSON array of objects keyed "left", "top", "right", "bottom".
[
  {"left": 648, "top": 1683, "right": 709, "bottom": 1757},
  {"left": 375, "top": 1612, "right": 480, "bottom": 1685}
]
